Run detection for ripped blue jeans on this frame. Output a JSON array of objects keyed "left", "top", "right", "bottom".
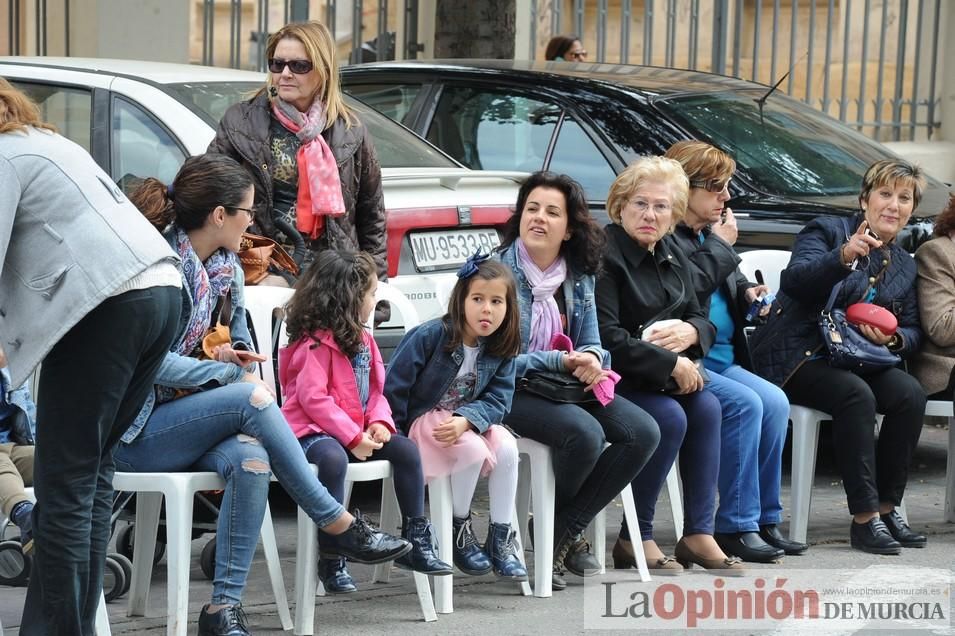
[{"left": 114, "top": 382, "right": 344, "bottom": 605}]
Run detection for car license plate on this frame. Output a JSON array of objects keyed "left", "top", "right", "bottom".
[{"left": 409, "top": 229, "right": 501, "bottom": 271}]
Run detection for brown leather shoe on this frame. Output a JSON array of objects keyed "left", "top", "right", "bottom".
[
  {"left": 612, "top": 538, "right": 683, "bottom": 575},
  {"left": 674, "top": 537, "right": 745, "bottom": 576}
]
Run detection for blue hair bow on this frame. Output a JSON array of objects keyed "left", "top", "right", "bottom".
[{"left": 457, "top": 250, "right": 491, "bottom": 279}]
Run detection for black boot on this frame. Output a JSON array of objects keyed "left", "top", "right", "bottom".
[
  {"left": 395, "top": 516, "right": 453, "bottom": 575},
  {"left": 319, "top": 509, "right": 412, "bottom": 564},
  {"left": 562, "top": 533, "right": 601, "bottom": 577},
  {"left": 484, "top": 522, "right": 528, "bottom": 581},
  {"left": 318, "top": 557, "right": 357, "bottom": 594},
  {"left": 197, "top": 603, "right": 250, "bottom": 636},
  {"left": 452, "top": 513, "right": 492, "bottom": 575}
]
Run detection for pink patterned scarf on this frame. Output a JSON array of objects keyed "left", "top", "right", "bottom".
[
  {"left": 271, "top": 96, "right": 346, "bottom": 239},
  {"left": 517, "top": 238, "right": 567, "bottom": 352}
]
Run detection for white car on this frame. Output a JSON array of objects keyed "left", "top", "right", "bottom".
[{"left": 0, "top": 57, "right": 524, "bottom": 344}]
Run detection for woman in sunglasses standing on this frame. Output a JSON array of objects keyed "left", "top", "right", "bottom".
[
  {"left": 664, "top": 140, "right": 804, "bottom": 563},
  {"left": 210, "top": 21, "right": 387, "bottom": 308}
]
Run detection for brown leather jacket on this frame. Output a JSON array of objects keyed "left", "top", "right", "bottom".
[{"left": 208, "top": 91, "right": 387, "bottom": 280}]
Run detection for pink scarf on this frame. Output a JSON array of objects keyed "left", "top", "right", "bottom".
[
  {"left": 271, "top": 96, "right": 346, "bottom": 239},
  {"left": 517, "top": 238, "right": 567, "bottom": 352}
]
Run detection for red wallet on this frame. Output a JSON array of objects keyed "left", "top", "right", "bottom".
[{"left": 846, "top": 303, "right": 898, "bottom": 334}]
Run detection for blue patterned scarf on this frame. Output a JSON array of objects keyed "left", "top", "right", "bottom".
[{"left": 174, "top": 226, "right": 237, "bottom": 358}]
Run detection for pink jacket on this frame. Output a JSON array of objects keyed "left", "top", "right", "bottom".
[{"left": 279, "top": 329, "right": 396, "bottom": 450}]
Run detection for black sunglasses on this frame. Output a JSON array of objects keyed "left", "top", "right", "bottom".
[
  {"left": 690, "top": 178, "right": 730, "bottom": 193},
  {"left": 267, "top": 58, "right": 314, "bottom": 74}
]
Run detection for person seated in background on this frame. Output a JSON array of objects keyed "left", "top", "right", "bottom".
[
  {"left": 911, "top": 193, "right": 955, "bottom": 400},
  {"left": 664, "top": 140, "right": 805, "bottom": 561},
  {"left": 0, "top": 345, "right": 36, "bottom": 555},
  {"left": 544, "top": 35, "right": 587, "bottom": 61},
  {"left": 749, "top": 159, "right": 927, "bottom": 556}
]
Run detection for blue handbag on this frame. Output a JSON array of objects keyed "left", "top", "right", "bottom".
[{"left": 818, "top": 279, "right": 900, "bottom": 375}]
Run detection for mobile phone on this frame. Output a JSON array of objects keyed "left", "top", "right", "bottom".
[
  {"left": 720, "top": 209, "right": 727, "bottom": 225},
  {"left": 745, "top": 270, "right": 775, "bottom": 322},
  {"left": 234, "top": 349, "right": 268, "bottom": 364}
]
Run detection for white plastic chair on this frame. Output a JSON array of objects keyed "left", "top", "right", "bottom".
[
  {"left": 737, "top": 249, "right": 791, "bottom": 291},
  {"left": 514, "top": 438, "right": 679, "bottom": 596},
  {"left": 242, "top": 285, "right": 295, "bottom": 395},
  {"left": 788, "top": 406, "right": 911, "bottom": 543},
  {"left": 924, "top": 399, "right": 955, "bottom": 522},
  {"left": 112, "top": 471, "right": 291, "bottom": 636},
  {"left": 428, "top": 472, "right": 532, "bottom": 613}
]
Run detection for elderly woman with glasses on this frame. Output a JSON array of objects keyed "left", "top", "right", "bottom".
[
  {"left": 596, "top": 156, "right": 741, "bottom": 576},
  {"left": 664, "top": 140, "right": 803, "bottom": 563},
  {"left": 210, "top": 21, "right": 387, "bottom": 304}
]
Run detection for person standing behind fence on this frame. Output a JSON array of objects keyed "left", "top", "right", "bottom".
[
  {"left": 0, "top": 78, "right": 183, "bottom": 636},
  {"left": 385, "top": 256, "right": 527, "bottom": 583},
  {"left": 544, "top": 35, "right": 587, "bottom": 61},
  {"left": 209, "top": 20, "right": 388, "bottom": 318}
]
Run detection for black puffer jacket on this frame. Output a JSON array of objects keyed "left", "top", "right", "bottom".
[
  {"left": 208, "top": 92, "right": 387, "bottom": 279},
  {"left": 749, "top": 213, "right": 922, "bottom": 387},
  {"left": 670, "top": 223, "right": 757, "bottom": 369}
]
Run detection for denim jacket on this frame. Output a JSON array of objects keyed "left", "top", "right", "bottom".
[
  {"left": 384, "top": 317, "right": 516, "bottom": 434},
  {"left": 0, "top": 366, "right": 36, "bottom": 445},
  {"left": 122, "top": 231, "right": 253, "bottom": 444},
  {"left": 497, "top": 245, "right": 610, "bottom": 378}
]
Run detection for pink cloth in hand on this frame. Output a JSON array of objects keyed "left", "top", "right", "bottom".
[{"left": 548, "top": 334, "right": 619, "bottom": 406}]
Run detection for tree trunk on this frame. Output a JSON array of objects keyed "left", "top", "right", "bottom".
[{"left": 434, "top": 0, "right": 516, "bottom": 59}]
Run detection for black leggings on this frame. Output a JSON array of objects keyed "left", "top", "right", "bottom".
[
  {"left": 784, "top": 359, "right": 926, "bottom": 514},
  {"left": 303, "top": 433, "right": 425, "bottom": 518}
]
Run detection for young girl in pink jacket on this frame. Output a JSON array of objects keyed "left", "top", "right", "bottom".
[{"left": 279, "top": 249, "right": 451, "bottom": 593}]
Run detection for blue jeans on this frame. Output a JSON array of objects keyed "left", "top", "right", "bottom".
[
  {"left": 114, "top": 382, "right": 345, "bottom": 605},
  {"left": 618, "top": 388, "right": 722, "bottom": 541},
  {"left": 705, "top": 365, "right": 789, "bottom": 532}
]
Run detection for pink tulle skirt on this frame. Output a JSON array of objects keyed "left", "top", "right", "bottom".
[{"left": 407, "top": 408, "right": 509, "bottom": 483}]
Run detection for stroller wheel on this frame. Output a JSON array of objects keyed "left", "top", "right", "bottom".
[
  {"left": 115, "top": 523, "right": 165, "bottom": 566},
  {"left": 109, "top": 552, "right": 133, "bottom": 597},
  {"left": 200, "top": 537, "right": 217, "bottom": 581},
  {"left": 103, "top": 555, "right": 128, "bottom": 602},
  {"left": 0, "top": 540, "right": 31, "bottom": 587}
]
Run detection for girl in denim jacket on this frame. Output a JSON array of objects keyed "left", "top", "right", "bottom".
[
  {"left": 385, "top": 257, "right": 528, "bottom": 581},
  {"left": 280, "top": 250, "right": 451, "bottom": 594}
]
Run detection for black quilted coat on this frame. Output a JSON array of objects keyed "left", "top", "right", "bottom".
[
  {"left": 208, "top": 91, "right": 387, "bottom": 280},
  {"left": 749, "top": 213, "right": 922, "bottom": 387}
]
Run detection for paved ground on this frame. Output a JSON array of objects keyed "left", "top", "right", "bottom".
[{"left": 2, "top": 421, "right": 954, "bottom": 635}]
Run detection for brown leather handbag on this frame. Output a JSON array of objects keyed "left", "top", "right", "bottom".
[{"left": 238, "top": 232, "right": 299, "bottom": 285}]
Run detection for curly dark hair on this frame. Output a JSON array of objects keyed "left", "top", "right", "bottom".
[
  {"left": 933, "top": 193, "right": 955, "bottom": 237},
  {"left": 445, "top": 260, "right": 521, "bottom": 358},
  {"left": 285, "top": 249, "right": 377, "bottom": 357},
  {"left": 499, "top": 171, "right": 606, "bottom": 275}
]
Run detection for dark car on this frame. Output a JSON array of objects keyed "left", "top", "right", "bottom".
[{"left": 341, "top": 59, "right": 952, "bottom": 252}]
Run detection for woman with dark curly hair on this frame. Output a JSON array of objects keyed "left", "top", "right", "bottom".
[
  {"left": 911, "top": 193, "right": 955, "bottom": 399},
  {"left": 497, "top": 171, "right": 659, "bottom": 590},
  {"left": 280, "top": 249, "right": 451, "bottom": 594},
  {"left": 544, "top": 35, "right": 587, "bottom": 61}
]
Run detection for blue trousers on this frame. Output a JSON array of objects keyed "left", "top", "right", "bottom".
[
  {"left": 617, "top": 388, "right": 722, "bottom": 541},
  {"left": 114, "top": 382, "right": 345, "bottom": 605},
  {"left": 705, "top": 364, "right": 789, "bottom": 532},
  {"left": 302, "top": 432, "right": 425, "bottom": 518}
]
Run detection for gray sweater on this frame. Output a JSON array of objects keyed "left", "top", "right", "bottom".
[{"left": 0, "top": 126, "right": 180, "bottom": 387}]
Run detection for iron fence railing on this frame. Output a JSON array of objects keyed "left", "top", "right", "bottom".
[{"left": 1, "top": 0, "right": 945, "bottom": 142}]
